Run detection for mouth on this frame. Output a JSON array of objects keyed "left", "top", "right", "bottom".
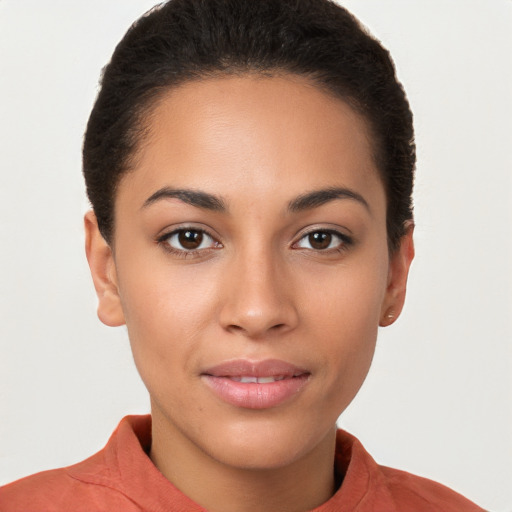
[
  {"left": 229, "top": 375, "right": 288, "bottom": 383},
  {"left": 201, "top": 359, "right": 311, "bottom": 409}
]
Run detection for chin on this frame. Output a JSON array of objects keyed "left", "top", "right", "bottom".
[{"left": 203, "top": 416, "right": 336, "bottom": 471}]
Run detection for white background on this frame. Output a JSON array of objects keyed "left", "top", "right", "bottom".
[{"left": 0, "top": 1, "right": 511, "bottom": 510}]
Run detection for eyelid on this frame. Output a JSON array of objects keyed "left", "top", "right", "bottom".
[
  {"left": 292, "top": 226, "right": 353, "bottom": 250},
  {"left": 156, "top": 224, "right": 223, "bottom": 256}
]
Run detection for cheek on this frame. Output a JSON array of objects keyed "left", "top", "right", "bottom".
[
  {"left": 117, "top": 266, "right": 218, "bottom": 416},
  {"left": 300, "top": 255, "right": 388, "bottom": 401},
  {"left": 311, "top": 283, "right": 380, "bottom": 374},
  {"left": 116, "top": 259, "right": 222, "bottom": 371},
  {"left": 302, "top": 253, "right": 388, "bottom": 335}
]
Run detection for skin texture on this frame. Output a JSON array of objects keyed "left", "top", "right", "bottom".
[{"left": 85, "top": 75, "right": 414, "bottom": 512}]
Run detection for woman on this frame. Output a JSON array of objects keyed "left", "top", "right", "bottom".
[{"left": 0, "top": 0, "right": 487, "bottom": 510}]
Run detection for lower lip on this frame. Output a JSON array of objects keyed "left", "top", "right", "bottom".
[{"left": 202, "top": 375, "right": 310, "bottom": 409}]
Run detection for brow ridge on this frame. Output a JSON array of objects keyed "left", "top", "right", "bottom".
[
  {"left": 142, "top": 187, "right": 226, "bottom": 211},
  {"left": 143, "top": 186, "right": 368, "bottom": 214},
  {"left": 288, "top": 187, "right": 370, "bottom": 212}
]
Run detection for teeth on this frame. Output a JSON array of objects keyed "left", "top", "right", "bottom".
[
  {"left": 231, "top": 376, "right": 286, "bottom": 383},
  {"left": 257, "top": 377, "right": 276, "bottom": 384},
  {"left": 240, "top": 376, "right": 258, "bottom": 383}
]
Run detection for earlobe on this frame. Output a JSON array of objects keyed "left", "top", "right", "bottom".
[
  {"left": 379, "top": 222, "right": 415, "bottom": 327},
  {"left": 84, "top": 211, "right": 125, "bottom": 327}
]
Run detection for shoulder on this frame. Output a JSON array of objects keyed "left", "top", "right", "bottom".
[
  {"left": 0, "top": 416, "right": 153, "bottom": 512},
  {"left": 334, "top": 429, "right": 486, "bottom": 512},
  {"left": 378, "top": 465, "right": 486, "bottom": 512},
  {"left": 0, "top": 455, "right": 137, "bottom": 512}
]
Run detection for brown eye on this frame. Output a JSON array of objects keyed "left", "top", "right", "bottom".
[
  {"left": 178, "top": 230, "right": 203, "bottom": 249},
  {"left": 295, "top": 229, "right": 351, "bottom": 251},
  {"left": 163, "top": 228, "right": 218, "bottom": 252},
  {"left": 308, "top": 231, "right": 332, "bottom": 250}
]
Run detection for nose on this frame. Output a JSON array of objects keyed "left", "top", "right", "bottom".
[{"left": 218, "top": 247, "right": 299, "bottom": 339}]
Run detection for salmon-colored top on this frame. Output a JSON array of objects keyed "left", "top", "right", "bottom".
[{"left": 0, "top": 415, "right": 484, "bottom": 511}]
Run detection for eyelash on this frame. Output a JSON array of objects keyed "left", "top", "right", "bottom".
[
  {"left": 292, "top": 228, "right": 353, "bottom": 253},
  {"left": 157, "top": 227, "right": 222, "bottom": 259},
  {"left": 156, "top": 227, "right": 353, "bottom": 258}
]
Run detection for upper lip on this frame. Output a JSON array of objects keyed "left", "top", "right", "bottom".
[{"left": 202, "top": 359, "right": 309, "bottom": 378}]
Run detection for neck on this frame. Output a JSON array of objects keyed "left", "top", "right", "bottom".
[{"left": 150, "top": 408, "right": 337, "bottom": 512}]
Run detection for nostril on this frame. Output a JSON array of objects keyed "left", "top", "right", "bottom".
[
  {"left": 226, "top": 322, "right": 287, "bottom": 335},
  {"left": 227, "top": 324, "right": 244, "bottom": 333}
]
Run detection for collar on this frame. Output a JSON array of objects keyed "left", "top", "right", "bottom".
[{"left": 67, "top": 415, "right": 396, "bottom": 511}]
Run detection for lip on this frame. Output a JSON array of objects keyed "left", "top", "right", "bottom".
[{"left": 201, "top": 359, "right": 310, "bottom": 409}]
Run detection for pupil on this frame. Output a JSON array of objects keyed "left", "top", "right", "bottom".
[
  {"left": 179, "top": 230, "right": 203, "bottom": 249},
  {"left": 309, "top": 232, "right": 331, "bottom": 250}
]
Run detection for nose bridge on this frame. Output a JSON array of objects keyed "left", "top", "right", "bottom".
[{"left": 219, "top": 241, "right": 298, "bottom": 338}]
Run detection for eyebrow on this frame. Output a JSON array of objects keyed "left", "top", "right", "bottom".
[
  {"left": 142, "top": 187, "right": 226, "bottom": 211},
  {"left": 288, "top": 187, "right": 370, "bottom": 213},
  {"left": 142, "top": 185, "right": 369, "bottom": 214}
]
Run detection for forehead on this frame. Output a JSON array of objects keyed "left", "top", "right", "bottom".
[{"left": 118, "top": 74, "right": 384, "bottom": 211}]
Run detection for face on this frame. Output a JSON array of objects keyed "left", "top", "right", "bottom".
[{"left": 86, "top": 75, "right": 413, "bottom": 472}]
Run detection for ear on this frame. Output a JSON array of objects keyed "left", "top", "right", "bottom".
[
  {"left": 379, "top": 222, "right": 415, "bottom": 327},
  {"left": 84, "top": 211, "right": 125, "bottom": 327}
]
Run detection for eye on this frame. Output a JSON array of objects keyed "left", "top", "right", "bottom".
[
  {"left": 161, "top": 228, "right": 220, "bottom": 252},
  {"left": 295, "top": 230, "right": 351, "bottom": 251}
]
